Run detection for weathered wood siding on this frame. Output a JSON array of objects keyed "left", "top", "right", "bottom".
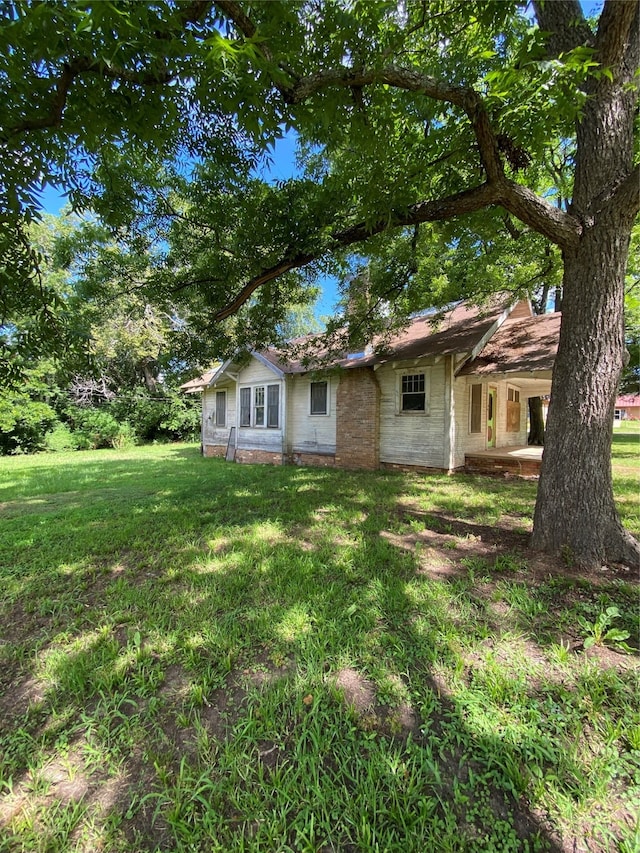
[
  {"left": 452, "top": 378, "right": 527, "bottom": 468},
  {"left": 235, "top": 359, "right": 284, "bottom": 454},
  {"left": 452, "top": 378, "right": 487, "bottom": 468},
  {"left": 378, "top": 360, "right": 448, "bottom": 469},
  {"left": 286, "top": 374, "right": 337, "bottom": 455},
  {"left": 202, "top": 384, "right": 235, "bottom": 449}
]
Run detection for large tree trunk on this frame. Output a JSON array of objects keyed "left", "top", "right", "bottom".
[
  {"left": 532, "top": 218, "right": 639, "bottom": 568},
  {"left": 531, "top": 6, "right": 640, "bottom": 569}
]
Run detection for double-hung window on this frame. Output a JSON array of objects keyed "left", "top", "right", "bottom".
[
  {"left": 239, "top": 384, "right": 280, "bottom": 428},
  {"left": 254, "top": 386, "right": 265, "bottom": 426},
  {"left": 506, "top": 386, "right": 521, "bottom": 432},
  {"left": 401, "top": 373, "right": 426, "bottom": 412}
]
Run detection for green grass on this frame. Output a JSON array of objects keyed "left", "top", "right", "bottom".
[{"left": 0, "top": 436, "right": 638, "bottom": 852}]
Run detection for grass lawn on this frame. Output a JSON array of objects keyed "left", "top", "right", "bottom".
[{"left": 0, "top": 433, "right": 638, "bottom": 852}]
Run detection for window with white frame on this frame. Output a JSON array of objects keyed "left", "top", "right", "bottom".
[
  {"left": 215, "top": 390, "right": 226, "bottom": 427},
  {"left": 239, "top": 383, "right": 280, "bottom": 428},
  {"left": 254, "top": 386, "right": 265, "bottom": 426},
  {"left": 400, "top": 371, "right": 428, "bottom": 413},
  {"left": 310, "top": 380, "right": 328, "bottom": 415}
]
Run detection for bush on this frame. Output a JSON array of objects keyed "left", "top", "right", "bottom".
[
  {"left": 44, "top": 424, "right": 78, "bottom": 452},
  {"left": 110, "top": 391, "right": 200, "bottom": 442},
  {"left": 0, "top": 394, "right": 58, "bottom": 454},
  {"left": 66, "top": 407, "right": 122, "bottom": 449}
]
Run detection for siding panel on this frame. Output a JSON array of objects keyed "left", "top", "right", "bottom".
[{"left": 378, "top": 362, "right": 447, "bottom": 469}]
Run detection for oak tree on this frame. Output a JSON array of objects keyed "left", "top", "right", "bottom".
[{"left": 1, "top": 0, "right": 638, "bottom": 568}]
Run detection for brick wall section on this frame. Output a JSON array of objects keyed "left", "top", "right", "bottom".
[
  {"left": 464, "top": 455, "right": 541, "bottom": 477},
  {"left": 203, "top": 444, "right": 226, "bottom": 458},
  {"left": 288, "top": 452, "right": 336, "bottom": 468},
  {"left": 335, "top": 367, "right": 380, "bottom": 470},
  {"left": 235, "top": 449, "right": 283, "bottom": 465}
]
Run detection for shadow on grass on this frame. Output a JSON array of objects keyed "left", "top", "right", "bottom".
[{"left": 0, "top": 451, "right": 635, "bottom": 851}]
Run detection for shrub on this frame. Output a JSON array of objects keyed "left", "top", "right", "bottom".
[
  {"left": 66, "top": 407, "right": 122, "bottom": 449},
  {"left": 44, "top": 424, "right": 78, "bottom": 452},
  {"left": 0, "top": 394, "right": 58, "bottom": 454}
]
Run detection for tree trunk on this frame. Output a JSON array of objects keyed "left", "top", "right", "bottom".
[
  {"left": 531, "top": 215, "right": 639, "bottom": 569},
  {"left": 531, "top": 5, "right": 640, "bottom": 569},
  {"left": 528, "top": 397, "right": 545, "bottom": 446}
]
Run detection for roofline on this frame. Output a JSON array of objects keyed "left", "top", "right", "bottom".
[
  {"left": 453, "top": 301, "right": 517, "bottom": 377},
  {"left": 251, "top": 350, "right": 286, "bottom": 378}
]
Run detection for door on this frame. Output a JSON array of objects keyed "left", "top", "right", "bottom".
[{"left": 487, "top": 386, "right": 497, "bottom": 448}]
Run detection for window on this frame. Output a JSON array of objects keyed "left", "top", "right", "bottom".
[
  {"left": 254, "top": 386, "right": 265, "bottom": 426},
  {"left": 267, "top": 384, "right": 279, "bottom": 428},
  {"left": 310, "top": 381, "right": 328, "bottom": 415},
  {"left": 614, "top": 409, "right": 622, "bottom": 421},
  {"left": 240, "top": 387, "right": 251, "bottom": 427},
  {"left": 469, "top": 384, "right": 482, "bottom": 433},
  {"left": 215, "top": 390, "right": 226, "bottom": 427},
  {"left": 239, "top": 383, "right": 280, "bottom": 428},
  {"left": 507, "top": 387, "right": 520, "bottom": 403},
  {"left": 401, "top": 373, "right": 426, "bottom": 412}
]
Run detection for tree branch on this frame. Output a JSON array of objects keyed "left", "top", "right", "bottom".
[
  {"left": 6, "top": 57, "right": 174, "bottom": 138},
  {"left": 595, "top": 0, "right": 639, "bottom": 70},
  {"left": 607, "top": 163, "right": 640, "bottom": 222},
  {"left": 531, "top": 0, "right": 593, "bottom": 58}
]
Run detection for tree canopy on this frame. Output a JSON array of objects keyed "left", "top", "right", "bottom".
[{"left": 1, "top": 0, "right": 638, "bottom": 568}]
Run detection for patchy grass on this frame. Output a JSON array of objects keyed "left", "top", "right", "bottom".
[{"left": 0, "top": 437, "right": 638, "bottom": 853}]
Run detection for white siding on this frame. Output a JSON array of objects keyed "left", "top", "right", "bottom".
[
  {"left": 202, "top": 384, "right": 235, "bottom": 447},
  {"left": 495, "top": 383, "right": 527, "bottom": 448},
  {"left": 286, "top": 374, "right": 337, "bottom": 455},
  {"left": 452, "top": 377, "right": 527, "bottom": 467},
  {"left": 378, "top": 360, "right": 448, "bottom": 469},
  {"left": 452, "top": 378, "right": 486, "bottom": 467},
  {"left": 236, "top": 359, "right": 284, "bottom": 452}
]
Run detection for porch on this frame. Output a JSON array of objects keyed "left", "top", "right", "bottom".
[{"left": 464, "top": 446, "right": 543, "bottom": 476}]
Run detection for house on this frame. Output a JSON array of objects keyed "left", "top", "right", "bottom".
[
  {"left": 614, "top": 394, "right": 640, "bottom": 422},
  {"left": 188, "top": 298, "right": 560, "bottom": 474}
]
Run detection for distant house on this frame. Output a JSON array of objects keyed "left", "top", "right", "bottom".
[
  {"left": 614, "top": 394, "right": 640, "bottom": 422},
  {"left": 185, "top": 298, "right": 560, "bottom": 474}
]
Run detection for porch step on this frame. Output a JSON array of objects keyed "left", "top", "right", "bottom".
[{"left": 465, "top": 454, "right": 541, "bottom": 476}]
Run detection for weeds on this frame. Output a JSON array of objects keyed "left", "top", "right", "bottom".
[{"left": 0, "top": 439, "right": 637, "bottom": 852}]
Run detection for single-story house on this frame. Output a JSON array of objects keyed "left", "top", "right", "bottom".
[
  {"left": 614, "top": 394, "right": 640, "bottom": 422},
  {"left": 185, "top": 298, "right": 560, "bottom": 473}
]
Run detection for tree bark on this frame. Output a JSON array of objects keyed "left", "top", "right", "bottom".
[{"left": 530, "top": 0, "right": 640, "bottom": 570}]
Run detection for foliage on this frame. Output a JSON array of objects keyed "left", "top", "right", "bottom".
[
  {"left": 0, "top": 391, "right": 57, "bottom": 454},
  {"left": 110, "top": 390, "right": 200, "bottom": 443},
  {"left": 578, "top": 607, "right": 634, "bottom": 654},
  {"left": 1, "top": 1, "right": 639, "bottom": 565},
  {"left": 64, "top": 406, "right": 126, "bottom": 450}
]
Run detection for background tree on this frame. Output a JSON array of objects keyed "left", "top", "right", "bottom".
[{"left": 1, "top": 1, "right": 638, "bottom": 568}]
